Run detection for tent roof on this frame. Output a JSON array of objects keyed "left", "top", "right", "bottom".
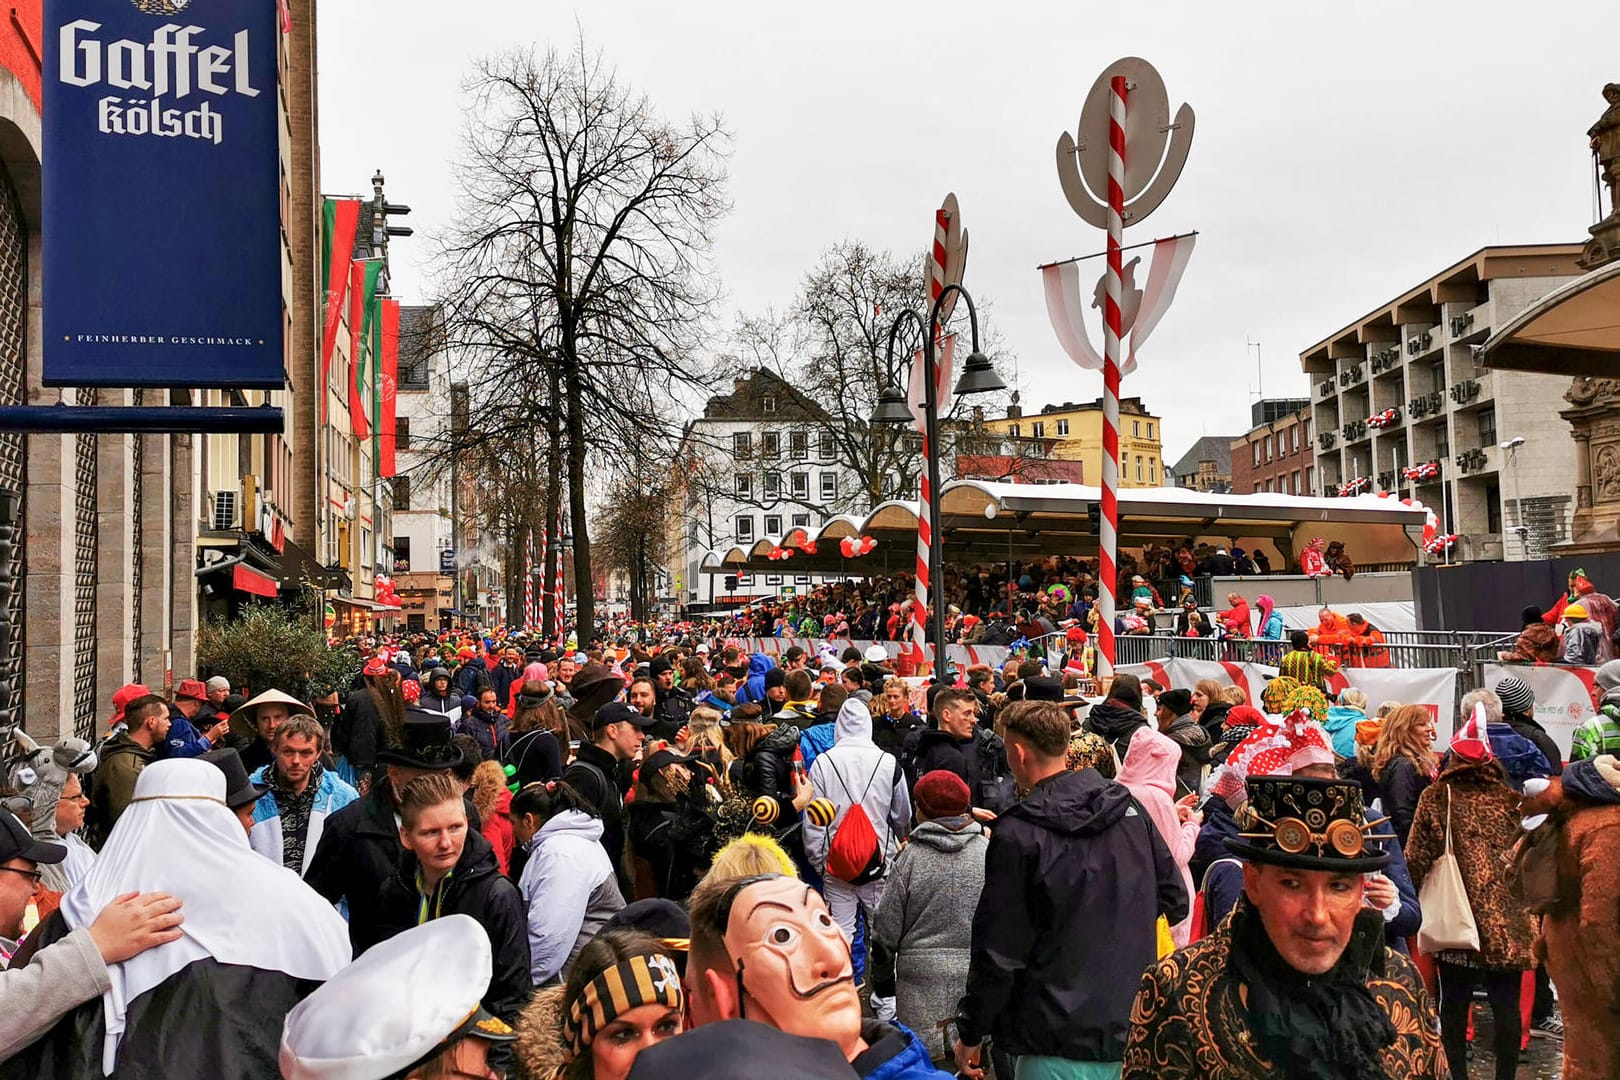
[
  {"left": 1478, "top": 258, "right": 1620, "bottom": 376},
  {"left": 704, "top": 479, "right": 1428, "bottom": 575}
]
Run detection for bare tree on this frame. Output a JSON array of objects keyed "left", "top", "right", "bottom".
[{"left": 431, "top": 39, "right": 732, "bottom": 637}]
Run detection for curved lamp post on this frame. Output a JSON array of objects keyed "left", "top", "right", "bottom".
[{"left": 870, "top": 283, "right": 1005, "bottom": 678}]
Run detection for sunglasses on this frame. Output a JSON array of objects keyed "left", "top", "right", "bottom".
[{"left": 1238, "top": 814, "right": 1393, "bottom": 858}]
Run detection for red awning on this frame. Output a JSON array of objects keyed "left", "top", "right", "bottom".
[{"left": 233, "top": 563, "right": 280, "bottom": 598}]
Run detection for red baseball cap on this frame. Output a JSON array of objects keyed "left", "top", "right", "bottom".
[
  {"left": 175, "top": 679, "right": 209, "bottom": 702},
  {"left": 109, "top": 683, "right": 154, "bottom": 726}
]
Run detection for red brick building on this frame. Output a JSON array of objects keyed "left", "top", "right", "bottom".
[{"left": 1231, "top": 398, "right": 1314, "bottom": 496}]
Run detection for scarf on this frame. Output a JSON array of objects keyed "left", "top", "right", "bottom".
[{"left": 1227, "top": 898, "right": 1396, "bottom": 1080}]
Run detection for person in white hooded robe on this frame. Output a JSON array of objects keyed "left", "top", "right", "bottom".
[{"left": 5, "top": 758, "right": 351, "bottom": 1078}]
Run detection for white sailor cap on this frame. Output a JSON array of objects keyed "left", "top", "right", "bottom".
[{"left": 279, "top": 915, "right": 515, "bottom": 1080}]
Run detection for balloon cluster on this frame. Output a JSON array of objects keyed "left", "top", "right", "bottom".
[
  {"left": 1401, "top": 461, "right": 1441, "bottom": 482},
  {"left": 373, "top": 574, "right": 402, "bottom": 608},
  {"left": 1370, "top": 491, "right": 1454, "bottom": 555},
  {"left": 1365, "top": 408, "right": 1400, "bottom": 430},
  {"left": 766, "top": 546, "right": 793, "bottom": 561},
  {"left": 1336, "top": 476, "right": 1372, "bottom": 497},
  {"left": 1423, "top": 532, "right": 1458, "bottom": 555},
  {"left": 839, "top": 535, "right": 878, "bottom": 558}
]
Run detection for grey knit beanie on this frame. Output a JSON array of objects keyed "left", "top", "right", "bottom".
[{"left": 1494, "top": 675, "right": 1535, "bottom": 717}]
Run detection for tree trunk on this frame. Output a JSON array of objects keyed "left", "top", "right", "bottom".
[
  {"left": 542, "top": 365, "right": 562, "bottom": 641},
  {"left": 565, "top": 355, "right": 594, "bottom": 638}
]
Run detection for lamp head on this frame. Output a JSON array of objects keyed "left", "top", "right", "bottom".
[
  {"left": 870, "top": 383, "right": 913, "bottom": 425},
  {"left": 1498, "top": 437, "right": 1525, "bottom": 450},
  {"left": 953, "top": 351, "right": 1006, "bottom": 396}
]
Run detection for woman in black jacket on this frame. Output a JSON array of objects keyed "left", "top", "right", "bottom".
[
  {"left": 1370, "top": 703, "right": 1438, "bottom": 846},
  {"left": 625, "top": 749, "right": 717, "bottom": 901},
  {"left": 331, "top": 663, "right": 403, "bottom": 790},
  {"left": 506, "top": 680, "right": 564, "bottom": 787},
  {"left": 373, "top": 773, "right": 530, "bottom": 1027}
]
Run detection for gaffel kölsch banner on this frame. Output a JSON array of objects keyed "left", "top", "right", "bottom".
[{"left": 43, "top": 0, "right": 282, "bottom": 388}]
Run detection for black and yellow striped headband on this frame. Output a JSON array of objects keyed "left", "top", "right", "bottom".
[{"left": 563, "top": 953, "right": 684, "bottom": 1060}]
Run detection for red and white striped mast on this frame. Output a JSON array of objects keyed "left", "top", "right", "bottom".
[{"left": 1050, "top": 57, "right": 1195, "bottom": 681}]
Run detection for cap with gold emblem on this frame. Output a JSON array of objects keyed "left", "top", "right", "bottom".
[{"left": 279, "top": 915, "right": 515, "bottom": 1080}]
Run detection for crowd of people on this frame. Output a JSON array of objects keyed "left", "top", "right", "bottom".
[{"left": 1, "top": 608, "right": 1616, "bottom": 1080}]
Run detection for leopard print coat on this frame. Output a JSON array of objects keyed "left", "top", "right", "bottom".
[{"left": 1404, "top": 761, "right": 1535, "bottom": 970}]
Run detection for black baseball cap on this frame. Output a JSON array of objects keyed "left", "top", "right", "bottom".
[
  {"left": 0, "top": 806, "right": 67, "bottom": 865},
  {"left": 627, "top": 1020, "right": 857, "bottom": 1080},
  {"left": 593, "top": 701, "right": 656, "bottom": 731}
]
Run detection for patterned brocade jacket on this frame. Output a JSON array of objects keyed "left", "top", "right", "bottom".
[{"left": 1122, "top": 900, "right": 1446, "bottom": 1079}]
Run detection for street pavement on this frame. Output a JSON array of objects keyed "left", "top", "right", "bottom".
[{"left": 1473, "top": 1012, "right": 1562, "bottom": 1078}]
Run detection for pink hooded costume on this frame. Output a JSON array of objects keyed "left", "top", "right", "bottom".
[{"left": 1118, "top": 725, "right": 1201, "bottom": 945}]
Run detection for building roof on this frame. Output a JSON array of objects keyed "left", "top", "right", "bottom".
[
  {"left": 1298, "top": 243, "right": 1585, "bottom": 374},
  {"left": 1170, "top": 436, "right": 1236, "bottom": 479},
  {"left": 699, "top": 368, "right": 831, "bottom": 423},
  {"left": 1026, "top": 395, "right": 1154, "bottom": 418}
]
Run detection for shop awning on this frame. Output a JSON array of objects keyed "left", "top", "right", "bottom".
[
  {"left": 332, "top": 595, "right": 398, "bottom": 612},
  {"left": 1479, "top": 258, "right": 1620, "bottom": 375},
  {"left": 232, "top": 563, "right": 279, "bottom": 598}
]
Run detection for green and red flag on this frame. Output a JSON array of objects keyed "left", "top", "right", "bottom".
[
  {"left": 348, "top": 258, "right": 383, "bottom": 440},
  {"left": 320, "top": 199, "right": 361, "bottom": 424}
]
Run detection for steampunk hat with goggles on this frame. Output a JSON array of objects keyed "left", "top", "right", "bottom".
[{"left": 1226, "top": 776, "right": 1394, "bottom": 872}]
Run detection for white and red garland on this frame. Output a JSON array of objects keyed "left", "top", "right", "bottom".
[{"left": 1365, "top": 408, "right": 1399, "bottom": 430}]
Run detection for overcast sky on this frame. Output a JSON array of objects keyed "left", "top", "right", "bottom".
[{"left": 318, "top": 1, "right": 1614, "bottom": 468}]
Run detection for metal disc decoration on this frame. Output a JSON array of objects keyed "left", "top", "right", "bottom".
[
  {"left": 1046, "top": 56, "right": 1195, "bottom": 680},
  {"left": 1057, "top": 57, "right": 1195, "bottom": 230}
]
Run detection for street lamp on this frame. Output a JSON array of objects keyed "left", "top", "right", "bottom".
[
  {"left": 870, "top": 283, "right": 1005, "bottom": 679},
  {"left": 1499, "top": 436, "right": 1526, "bottom": 560}
]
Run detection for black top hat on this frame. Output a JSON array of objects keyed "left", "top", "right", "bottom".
[
  {"left": 1226, "top": 776, "right": 1393, "bottom": 872},
  {"left": 1024, "top": 676, "right": 1086, "bottom": 708},
  {"left": 200, "top": 747, "right": 271, "bottom": 810},
  {"left": 376, "top": 708, "right": 466, "bottom": 770}
]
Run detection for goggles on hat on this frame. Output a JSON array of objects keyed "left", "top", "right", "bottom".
[{"left": 1238, "top": 812, "right": 1394, "bottom": 859}]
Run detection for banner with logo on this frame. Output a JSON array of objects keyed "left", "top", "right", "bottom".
[
  {"left": 43, "top": 0, "right": 283, "bottom": 387},
  {"left": 1481, "top": 663, "right": 1599, "bottom": 761}
]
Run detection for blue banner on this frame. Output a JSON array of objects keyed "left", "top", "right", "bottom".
[{"left": 43, "top": 0, "right": 283, "bottom": 388}]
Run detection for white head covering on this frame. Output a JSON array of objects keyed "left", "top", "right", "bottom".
[
  {"left": 60, "top": 758, "right": 351, "bottom": 1073},
  {"left": 280, "top": 915, "right": 500, "bottom": 1080}
]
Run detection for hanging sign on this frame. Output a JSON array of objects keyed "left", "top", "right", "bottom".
[{"left": 43, "top": 0, "right": 284, "bottom": 387}]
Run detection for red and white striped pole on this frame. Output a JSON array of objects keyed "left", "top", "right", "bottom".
[
  {"left": 909, "top": 206, "right": 951, "bottom": 672},
  {"left": 524, "top": 528, "right": 535, "bottom": 631},
  {"left": 1097, "top": 75, "right": 1127, "bottom": 679},
  {"left": 555, "top": 509, "right": 566, "bottom": 640},
  {"left": 538, "top": 517, "right": 550, "bottom": 634}
]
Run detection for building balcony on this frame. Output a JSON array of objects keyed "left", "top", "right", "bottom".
[
  {"left": 1448, "top": 379, "right": 1482, "bottom": 406},
  {"left": 1337, "top": 362, "right": 1366, "bottom": 388},
  {"left": 1408, "top": 390, "right": 1446, "bottom": 420},
  {"left": 1455, "top": 447, "right": 1490, "bottom": 475},
  {"left": 1318, "top": 431, "right": 1337, "bottom": 450},
  {"left": 1316, "top": 376, "right": 1336, "bottom": 398},
  {"left": 1341, "top": 420, "right": 1369, "bottom": 443},
  {"left": 1369, "top": 346, "right": 1402, "bottom": 374},
  {"left": 1405, "top": 327, "right": 1438, "bottom": 357}
]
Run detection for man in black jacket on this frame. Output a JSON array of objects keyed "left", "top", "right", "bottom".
[
  {"left": 305, "top": 711, "right": 467, "bottom": 954},
  {"left": 373, "top": 772, "right": 529, "bottom": 1029},
  {"left": 649, "top": 655, "right": 693, "bottom": 738},
  {"left": 1084, "top": 672, "right": 1150, "bottom": 763},
  {"left": 563, "top": 701, "right": 652, "bottom": 899},
  {"left": 910, "top": 688, "right": 1012, "bottom": 813},
  {"left": 955, "top": 700, "right": 1187, "bottom": 1078}
]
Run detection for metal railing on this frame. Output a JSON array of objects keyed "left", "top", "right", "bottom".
[{"left": 1108, "top": 629, "right": 1520, "bottom": 673}]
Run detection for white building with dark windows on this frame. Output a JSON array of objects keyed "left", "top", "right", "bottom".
[{"left": 673, "top": 370, "right": 863, "bottom": 608}]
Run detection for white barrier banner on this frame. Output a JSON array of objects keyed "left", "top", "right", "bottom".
[
  {"left": 1119, "top": 659, "right": 1458, "bottom": 746},
  {"left": 1482, "top": 663, "right": 1599, "bottom": 760}
]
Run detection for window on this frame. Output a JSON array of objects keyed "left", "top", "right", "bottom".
[
  {"left": 1253, "top": 443, "right": 1261, "bottom": 466},
  {"left": 1478, "top": 406, "right": 1497, "bottom": 446},
  {"left": 791, "top": 431, "right": 808, "bottom": 459},
  {"left": 1133, "top": 420, "right": 1141, "bottom": 437},
  {"left": 1485, "top": 480, "right": 1502, "bottom": 534},
  {"left": 394, "top": 536, "right": 411, "bottom": 571},
  {"left": 400, "top": 348, "right": 429, "bottom": 389},
  {"left": 820, "top": 473, "right": 837, "bottom": 502},
  {"left": 1436, "top": 432, "right": 1450, "bottom": 460},
  {"left": 1265, "top": 435, "right": 1274, "bottom": 462},
  {"left": 1032, "top": 422, "right": 1045, "bottom": 439},
  {"left": 733, "top": 432, "right": 753, "bottom": 457},
  {"left": 763, "top": 472, "right": 781, "bottom": 499},
  {"left": 735, "top": 515, "right": 754, "bottom": 542},
  {"left": 735, "top": 473, "right": 753, "bottom": 499},
  {"left": 761, "top": 394, "right": 777, "bottom": 414},
  {"left": 1254, "top": 483, "right": 1263, "bottom": 493},
  {"left": 761, "top": 431, "right": 781, "bottom": 456},
  {"left": 1056, "top": 419, "right": 1069, "bottom": 436},
  {"left": 1306, "top": 466, "right": 1314, "bottom": 489},
  {"left": 1148, "top": 459, "right": 1156, "bottom": 483},
  {"left": 764, "top": 514, "right": 782, "bottom": 536},
  {"left": 1135, "top": 456, "right": 1143, "bottom": 482},
  {"left": 361, "top": 527, "right": 372, "bottom": 569},
  {"left": 791, "top": 472, "right": 809, "bottom": 499},
  {"left": 1264, "top": 478, "right": 1273, "bottom": 492},
  {"left": 1009, "top": 423, "right": 1020, "bottom": 437},
  {"left": 819, "top": 430, "right": 835, "bottom": 457},
  {"left": 396, "top": 417, "right": 411, "bottom": 450},
  {"left": 1291, "top": 426, "right": 1300, "bottom": 453},
  {"left": 1293, "top": 470, "right": 1302, "bottom": 494},
  {"left": 391, "top": 476, "right": 412, "bottom": 511},
  {"left": 791, "top": 513, "right": 811, "bottom": 529}
]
